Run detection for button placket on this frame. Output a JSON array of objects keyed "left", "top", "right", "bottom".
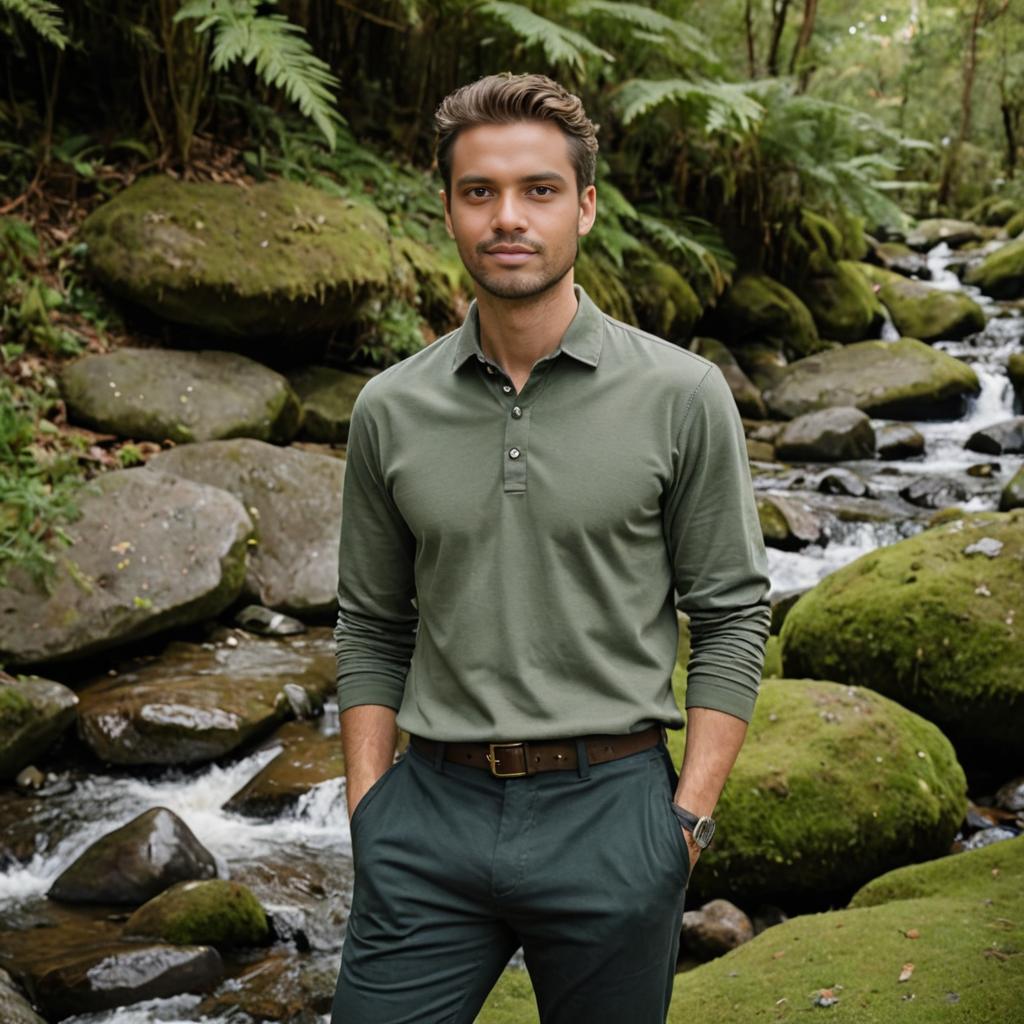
[{"left": 503, "top": 404, "right": 530, "bottom": 493}]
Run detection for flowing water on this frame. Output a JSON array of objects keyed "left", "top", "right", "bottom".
[{"left": 2, "top": 244, "right": 1022, "bottom": 1024}]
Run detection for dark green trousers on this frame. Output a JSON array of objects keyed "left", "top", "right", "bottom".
[{"left": 331, "top": 740, "right": 691, "bottom": 1024}]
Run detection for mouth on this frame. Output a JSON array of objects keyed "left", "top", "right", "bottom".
[{"left": 486, "top": 246, "right": 537, "bottom": 265}]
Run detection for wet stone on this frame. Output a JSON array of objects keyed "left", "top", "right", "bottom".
[
  {"left": 899, "top": 475, "right": 969, "bottom": 509},
  {"left": 49, "top": 807, "right": 217, "bottom": 905},
  {"left": 234, "top": 604, "right": 307, "bottom": 637},
  {"left": 965, "top": 416, "right": 1024, "bottom": 455},
  {"left": 682, "top": 899, "right": 755, "bottom": 960},
  {"left": 960, "top": 826, "right": 1019, "bottom": 851},
  {"left": 876, "top": 423, "right": 926, "bottom": 460},
  {"left": 995, "top": 776, "right": 1024, "bottom": 813}
]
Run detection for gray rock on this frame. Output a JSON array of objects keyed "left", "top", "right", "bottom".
[
  {"left": 960, "top": 826, "right": 1018, "bottom": 850},
  {"left": 963, "top": 537, "right": 1004, "bottom": 558},
  {"left": 48, "top": 807, "right": 218, "bottom": 904},
  {"left": 899, "top": 475, "right": 969, "bottom": 509},
  {"left": 75, "top": 626, "right": 335, "bottom": 766},
  {"left": 33, "top": 943, "right": 223, "bottom": 1020},
  {"left": 0, "top": 968, "right": 46, "bottom": 1024},
  {"left": 80, "top": 176, "right": 392, "bottom": 338},
  {"left": 0, "top": 469, "right": 252, "bottom": 669},
  {"left": 0, "top": 676, "right": 77, "bottom": 780},
  {"left": 60, "top": 348, "right": 302, "bottom": 445},
  {"left": 234, "top": 604, "right": 307, "bottom": 637},
  {"left": 775, "top": 407, "right": 876, "bottom": 462},
  {"left": 795, "top": 259, "right": 887, "bottom": 343},
  {"left": 994, "top": 776, "right": 1024, "bottom": 812},
  {"left": 688, "top": 338, "right": 766, "bottom": 418},
  {"left": 876, "top": 423, "right": 926, "bottom": 460},
  {"left": 287, "top": 365, "right": 372, "bottom": 443},
  {"left": 871, "top": 241, "right": 931, "bottom": 278},
  {"left": 757, "top": 494, "right": 823, "bottom": 550},
  {"left": 963, "top": 237, "right": 1024, "bottom": 299},
  {"left": 906, "top": 219, "right": 986, "bottom": 252},
  {"left": 146, "top": 439, "right": 344, "bottom": 616},
  {"left": 966, "top": 416, "right": 1024, "bottom": 455},
  {"left": 681, "top": 898, "right": 754, "bottom": 960},
  {"left": 764, "top": 338, "right": 980, "bottom": 420},
  {"left": 816, "top": 468, "right": 870, "bottom": 497}
]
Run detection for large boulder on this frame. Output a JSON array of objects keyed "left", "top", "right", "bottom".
[
  {"left": 655, "top": 837, "right": 1024, "bottom": 1023},
  {"left": 688, "top": 338, "right": 766, "bottom": 418},
  {"left": 0, "top": 676, "right": 77, "bottom": 780},
  {"left": 286, "top": 365, "right": 372, "bottom": 444},
  {"left": 0, "top": 469, "right": 252, "bottom": 668},
  {"left": 80, "top": 176, "right": 392, "bottom": 338},
  {"left": 764, "top": 337, "right": 980, "bottom": 420},
  {"left": 780, "top": 509, "right": 1024, "bottom": 763},
  {"left": 1010, "top": 352, "right": 1024, "bottom": 402},
  {"left": 870, "top": 240, "right": 931, "bottom": 278},
  {"left": 124, "top": 879, "right": 270, "bottom": 949},
  {"left": 964, "top": 237, "right": 1024, "bottom": 298},
  {"left": 75, "top": 626, "right": 335, "bottom": 766},
  {"left": 663, "top": 678, "right": 966, "bottom": 908},
  {"left": 631, "top": 259, "right": 703, "bottom": 342},
  {"left": 795, "top": 260, "right": 886, "bottom": 343},
  {"left": 714, "top": 274, "right": 821, "bottom": 360},
  {"left": 965, "top": 416, "right": 1024, "bottom": 455},
  {"left": 0, "top": 969, "right": 46, "bottom": 1024},
  {"left": 48, "top": 807, "right": 218, "bottom": 904},
  {"left": 775, "top": 407, "right": 875, "bottom": 462},
  {"left": 906, "top": 218, "right": 986, "bottom": 251},
  {"left": 876, "top": 422, "right": 926, "bottom": 460},
  {"left": 855, "top": 264, "right": 985, "bottom": 342},
  {"left": 60, "top": 348, "right": 301, "bottom": 444},
  {"left": 756, "top": 495, "right": 822, "bottom": 550},
  {"left": 147, "top": 438, "right": 344, "bottom": 616}
]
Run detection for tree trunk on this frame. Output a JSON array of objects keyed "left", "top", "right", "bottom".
[
  {"left": 744, "top": 0, "right": 757, "bottom": 77},
  {"left": 789, "top": 0, "right": 818, "bottom": 92},
  {"left": 1002, "top": 102, "right": 1019, "bottom": 178},
  {"left": 766, "top": 0, "right": 791, "bottom": 77}
]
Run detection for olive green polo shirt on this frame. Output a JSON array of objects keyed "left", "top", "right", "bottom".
[{"left": 333, "top": 284, "right": 771, "bottom": 740}]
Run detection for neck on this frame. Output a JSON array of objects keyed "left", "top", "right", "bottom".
[{"left": 476, "top": 273, "right": 579, "bottom": 383}]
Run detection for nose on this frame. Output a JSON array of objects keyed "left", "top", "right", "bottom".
[{"left": 490, "top": 190, "right": 528, "bottom": 236}]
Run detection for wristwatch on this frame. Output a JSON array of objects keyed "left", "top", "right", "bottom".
[{"left": 671, "top": 803, "right": 716, "bottom": 849}]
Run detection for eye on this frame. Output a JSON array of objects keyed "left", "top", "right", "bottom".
[
  {"left": 531, "top": 186, "right": 556, "bottom": 197},
  {"left": 467, "top": 187, "right": 491, "bottom": 199}
]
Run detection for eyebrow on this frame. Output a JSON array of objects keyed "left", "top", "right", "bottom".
[{"left": 455, "top": 171, "right": 569, "bottom": 188}]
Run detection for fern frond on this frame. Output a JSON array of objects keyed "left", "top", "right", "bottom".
[
  {"left": 569, "top": 1, "right": 708, "bottom": 57},
  {"left": 615, "top": 78, "right": 764, "bottom": 139},
  {"left": 175, "top": 0, "right": 343, "bottom": 151},
  {"left": 1, "top": 0, "right": 70, "bottom": 48},
  {"left": 480, "top": 1, "right": 614, "bottom": 72}
]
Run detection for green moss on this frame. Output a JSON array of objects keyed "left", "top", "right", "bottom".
[
  {"left": 0, "top": 684, "right": 32, "bottom": 729},
  {"left": 1008, "top": 352, "right": 1024, "bottom": 398},
  {"left": 780, "top": 510, "right": 1024, "bottom": 761},
  {"left": 964, "top": 237, "right": 1024, "bottom": 299},
  {"left": 1004, "top": 209, "right": 1024, "bottom": 238},
  {"left": 798, "top": 260, "right": 886, "bottom": 343},
  {"left": 718, "top": 273, "right": 821, "bottom": 359},
  {"left": 630, "top": 259, "right": 702, "bottom": 342},
  {"left": 81, "top": 176, "right": 393, "bottom": 337},
  {"left": 125, "top": 879, "right": 269, "bottom": 948},
  {"left": 762, "top": 635, "right": 782, "bottom": 678}
]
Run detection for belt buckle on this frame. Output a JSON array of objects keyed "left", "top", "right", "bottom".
[{"left": 487, "top": 742, "right": 527, "bottom": 778}]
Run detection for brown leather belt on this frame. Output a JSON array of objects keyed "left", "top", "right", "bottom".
[{"left": 410, "top": 724, "right": 664, "bottom": 778}]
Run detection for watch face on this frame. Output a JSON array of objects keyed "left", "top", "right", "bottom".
[{"left": 693, "top": 816, "right": 715, "bottom": 848}]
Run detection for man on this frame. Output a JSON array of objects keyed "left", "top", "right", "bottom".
[{"left": 331, "top": 72, "right": 770, "bottom": 1023}]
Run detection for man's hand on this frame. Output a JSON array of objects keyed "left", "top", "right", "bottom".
[
  {"left": 681, "top": 826, "right": 702, "bottom": 871},
  {"left": 342, "top": 704, "right": 398, "bottom": 821}
]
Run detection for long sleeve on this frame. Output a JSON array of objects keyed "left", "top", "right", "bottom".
[
  {"left": 333, "top": 385, "right": 419, "bottom": 713},
  {"left": 662, "top": 364, "right": 771, "bottom": 723}
]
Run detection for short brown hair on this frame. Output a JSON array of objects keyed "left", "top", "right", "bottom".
[{"left": 434, "top": 72, "right": 599, "bottom": 195}]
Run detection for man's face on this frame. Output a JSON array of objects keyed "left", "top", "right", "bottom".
[{"left": 441, "top": 120, "right": 597, "bottom": 301}]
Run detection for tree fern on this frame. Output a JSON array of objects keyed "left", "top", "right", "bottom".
[
  {"left": 615, "top": 78, "right": 764, "bottom": 140},
  {"left": 0, "top": 0, "right": 69, "bottom": 48},
  {"left": 480, "top": 1, "right": 613, "bottom": 73},
  {"left": 569, "top": 0, "right": 709, "bottom": 60},
  {"left": 174, "top": 0, "right": 343, "bottom": 151}
]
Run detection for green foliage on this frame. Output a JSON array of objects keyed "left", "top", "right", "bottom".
[
  {"left": 175, "top": 0, "right": 344, "bottom": 151},
  {"left": 480, "top": 1, "right": 614, "bottom": 73},
  {"left": 569, "top": 0, "right": 708, "bottom": 60},
  {"left": 0, "top": 0, "right": 70, "bottom": 48},
  {"left": 615, "top": 77, "right": 764, "bottom": 139}
]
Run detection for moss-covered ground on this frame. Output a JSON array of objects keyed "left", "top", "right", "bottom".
[{"left": 477, "top": 837, "right": 1024, "bottom": 1023}]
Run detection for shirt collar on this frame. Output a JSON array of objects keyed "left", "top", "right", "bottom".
[{"left": 450, "top": 284, "right": 604, "bottom": 373}]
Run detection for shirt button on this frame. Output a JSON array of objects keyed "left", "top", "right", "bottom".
[
  {"left": 508, "top": 448, "right": 521, "bottom": 460},
  {"left": 502, "top": 384, "right": 512, "bottom": 393},
  {"left": 511, "top": 406, "right": 522, "bottom": 419},
  {"left": 486, "top": 365, "right": 495, "bottom": 375}
]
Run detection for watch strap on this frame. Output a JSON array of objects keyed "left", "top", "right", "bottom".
[{"left": 670, "top": 802, "right": 700, "bottom": 831}]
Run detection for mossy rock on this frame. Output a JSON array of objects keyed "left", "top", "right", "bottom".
[
  {"left": 854, "top": 264, "right": 985, "bottom": 343},
  {"left": 689, "top": 337, "right": 766, "bottom": 418},
  {"left": 1000, "top": 466, "right": 1024, "bottom": 511},
  {"left": 575, "top": 249, "right": 636, "bottom": 325},
  {"left": 906, "top": 218, "right": 985, "bottom": 252},
  {"left": 630, "top": 259, "right": 702, "bottom": 343},
  {"left": 124, "top": 879, "right": 270, "bottom": 948},
  {"left": 1004, "top": 209, "right": 1024, "bottom": 239},
  {"left": 677, "top": 678, "right": 965, "bottom": 907},
  {"left": 983, "top": 197, "right": 1018, "bottom": 227},
  {"left": 81, "top": 176, "right": 392, "bottom": 338},
  {"left": 716, "top": 274, "right": 821, "bottom": 360},
  {"left": 796, "top": 260, "right": 887, "bottom": 343},
  {"left": 963, "top": 237, "right": 1024, "bottom": 299},
  {"left": 764, "top": 338, "right": 980, "bottom": 420},
  {"left": 1008, "top": 352, "right": 1024, "bottom": 402},
  {"left": 0, "top": 676, "right": 77, "bottom": 779},
  {"left": 286, "top": 365, "right": 371, "bottom": 444},
  {"left": 780, "top": 509, "right": 1024, "bottom": 764}
]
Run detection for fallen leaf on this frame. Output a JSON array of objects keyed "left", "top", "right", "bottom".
[
  {"left": 772, "top": 950, "right": 786, "bottom": 959},
  {"left": 904, "top": 928, "right": 920, "bottom": 940},
  {"left": 813, "top": 987, "right": 839, "bottom": 1008},
  {"left": 898, "top": 963, "right": 914, "bottom": 982}
]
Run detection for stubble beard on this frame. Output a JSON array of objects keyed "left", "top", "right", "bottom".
[{"left": 464, "top": 238, "right": 579, "bottom": 302}]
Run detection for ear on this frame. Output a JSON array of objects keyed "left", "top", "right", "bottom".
[
  {"left": 440, "top": 189, "right": 454, "bottom": 239},
  {"left": 577, "top": 184, "right": 597, "bottom": 238}
]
